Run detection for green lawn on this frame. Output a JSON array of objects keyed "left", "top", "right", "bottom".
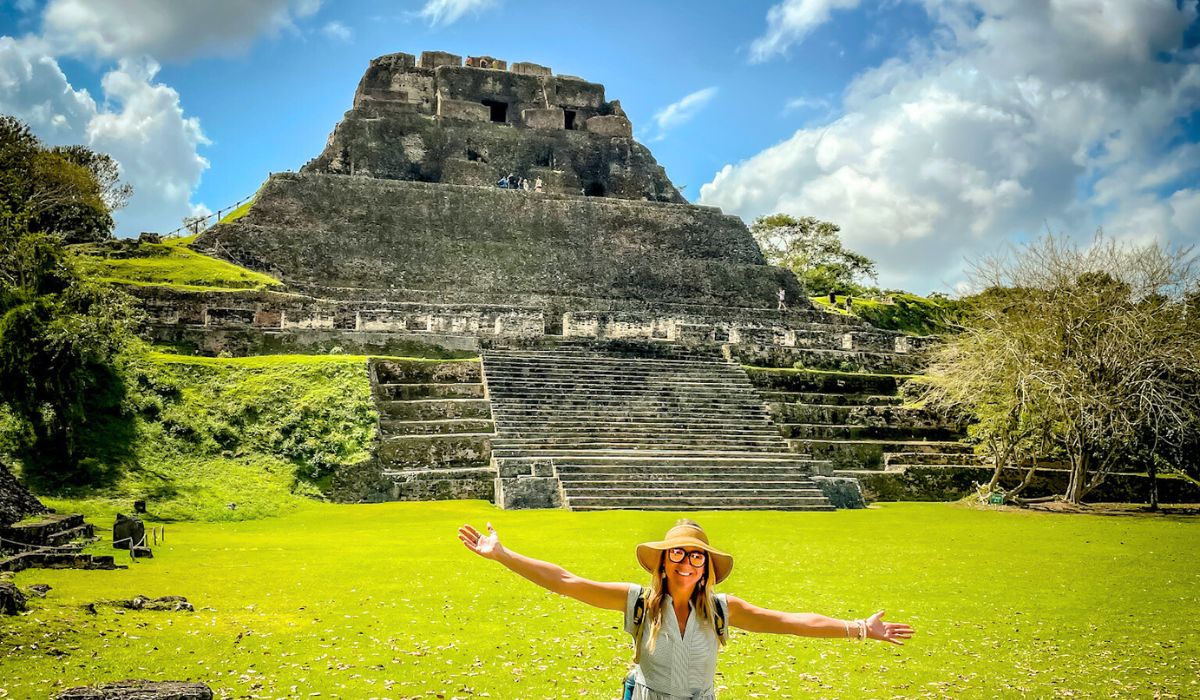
[
  {"left": 72, "top": 235, "right": 281, "bottom": 292},
  {"left": 2, "top": 502, "right": 1195, "bottom": 698}
]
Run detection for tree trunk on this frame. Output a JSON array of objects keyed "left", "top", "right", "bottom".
[
  {"left": 1148, "top": 459, "right": 1159, "bottom": 512},
  {"left": 1066, "top": 452, "right": 1087, "bottom": 505}
]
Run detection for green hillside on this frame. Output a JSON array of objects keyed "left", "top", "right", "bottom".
[{"left": 72, "top": 234, "right": 281, "bottom": 292}]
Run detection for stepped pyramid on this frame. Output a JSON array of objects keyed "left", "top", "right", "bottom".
[{"left": 136, "top": 50, "right": 945, "bottom": 509}]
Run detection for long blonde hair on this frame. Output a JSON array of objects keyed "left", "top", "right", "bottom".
[{"left": 643, "top": 519, "right": 726, "bottom": 654}]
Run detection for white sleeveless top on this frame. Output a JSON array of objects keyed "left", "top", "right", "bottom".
[{"left": 623, "top": 585, "right": 728, "bottom": 700}]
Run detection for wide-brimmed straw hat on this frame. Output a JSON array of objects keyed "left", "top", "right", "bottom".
[{"left": 636, "top": 522, "right": 734, "bottom": 584}]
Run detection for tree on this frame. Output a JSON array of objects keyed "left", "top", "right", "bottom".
[
  {"left": 918, "top": 234, "right": 1200, "bottom": 505},
  {"left": 750, "top": 214, "right": 877, "bottom": 295},
  {"left": 0, "top": 116, "right": 141, "bottom": 488},
  {"left": 0, "top": 115, "right": 128, "bottom": 244}
]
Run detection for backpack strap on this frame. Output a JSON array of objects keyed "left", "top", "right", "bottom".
[
  {"left": 631, "top": 589, "right": 648, "bottom": 664},
  {"left": 714, "top": 594, "right": 728, "bottom": 643}
]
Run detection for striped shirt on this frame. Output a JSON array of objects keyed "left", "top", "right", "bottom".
[{"left": 624, "top": 584, "right": 728, "bottom": 700}]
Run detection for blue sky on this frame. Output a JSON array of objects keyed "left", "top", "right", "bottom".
[{"left": 3, "top": 0, "right": 1199, "bottom": 292}]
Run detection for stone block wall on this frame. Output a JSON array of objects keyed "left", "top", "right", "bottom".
[{"left": 199, "top": 174, "right": 801, "bottom": 309}]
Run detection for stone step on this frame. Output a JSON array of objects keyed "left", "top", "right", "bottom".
[
  {"left": 378, "top": 398, "right": 492, "bottom": 421},
  {"left": 493, "top": 432, "right": 783, "bottom": 444},
  {"left": 377, "top": 433, "right": 492, "bottom": 466},
  {"left": 746, "top": 369, "right": 905, "bottom": 395},
  {"left": 484, "top": 351, "right": 732, "bottom": 370},
  {"left": 883, "top": 451, "right": 988, "bottom": 467},
  {"left": 564, "top": 485, "right": 827, "bottom": 499},
  {"left": 494, "top": 452, "right": 819, "bottom": 465},
  {"left": 480, "top": 372, "right": 748, "bottom": 384},
  {"left": 374, "top": 359, "right": 481, "bottom": 384},
  {"left": 732, "top": 346, "right": 924, "bottom": 374},
  {"left": 564, "top": 480, "right": 823, "bottom": 492},
  {"left": 779, "top": 423, "right": 962, "bottom": 441},
  {"left": 769, "top": 403, "right": 947, "bottom": 428},
  {"left": 381, "top": 418, "right": 496, "bottom": 436},
  {"left": 565, "top": 495, "right": 836, "bottom": 511},
  {"left": 788, "top": 438, "right": 971, "bottom": 470},
  {"left": 558, "top": 469, "right": 824, "bottom": 482},
  {"left": 376, "top": 383, "right": 485, "bottom": 400},
  {"left": 764, "top": 392, "right": 903, "bottom": 406},
  {"left": 490, "top": 404, "right": 768, "bottom": 417},
  {"left": 491, "top": 426, "right": 780, "bottom": 438},
  {"left": 492, "top": 422, "right": 775, "bottom": 433},
  {"left": 494, "top": 442, "right": 787, "bottom": 454},
  {"left": 484, "top": 389, "right": 758, "bottom": 401},
  {"left": 552, "top": 463, "right": 827, "bottom": 475}
]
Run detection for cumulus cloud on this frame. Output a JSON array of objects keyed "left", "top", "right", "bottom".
[
  {"left": 750, "top": 0, "right": 862, "bottom": 63},
  {"left": 321, "top": 21, "right": 353, "bottom": 42},
  {"left": 0, "top": 37, "right": 210, "bottom": 236},
  {"left": 419, "top": 0, "right": 500, "bottom": 27},
  {"left": 41, "top": 0, "right": 322, "bottom": 61},
  {"left": 701, "top": 0, "right": 1200, "bottom": 292},
  {"left": 649, "top": 87, "right": 718, "bottom": 141}
]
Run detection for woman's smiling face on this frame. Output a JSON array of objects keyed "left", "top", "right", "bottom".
[{"left": 663, "top": 548, "right": 707, "bottom": 598}]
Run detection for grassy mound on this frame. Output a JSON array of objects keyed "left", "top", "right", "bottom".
[
  {"left": 51, "top": 353, "right": 378, "bottom": 521},
  {"left": 1, "top": 502, "right": 1194, "bottom": 697},
  {"left": 812, "top": 293, "right": 967, "bottom": 335},
  {"left": 72, "top": 235, "right": 281, "bottom": 292}
]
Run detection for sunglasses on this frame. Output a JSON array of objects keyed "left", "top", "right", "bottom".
[{"left": 666, "top": 548, "right": 708, "bottom": 567}]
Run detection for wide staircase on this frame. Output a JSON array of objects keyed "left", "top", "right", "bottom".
[{"left": 483, "top": 343, "right": 835, "bottom": 511}]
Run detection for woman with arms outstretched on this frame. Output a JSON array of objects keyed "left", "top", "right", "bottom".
[{"left": 458, "top": 518, "right": 914, "bottom": 700}]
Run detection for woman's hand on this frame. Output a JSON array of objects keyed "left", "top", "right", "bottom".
[
  {"left": 458, "top": 522, "right": 504, "bottom": 560},
  {"left": 864, "top": 611, "right": 914, "bottom": 645}
]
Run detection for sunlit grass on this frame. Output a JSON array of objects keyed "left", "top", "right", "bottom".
[
  {"left": 2, "top": 502, "right": 1195, "bottom": 698},
  {"left": 73, "top": 239, "right": 281, "bottom": 291}
]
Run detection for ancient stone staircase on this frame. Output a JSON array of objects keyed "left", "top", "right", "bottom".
[
  {"left": 371, "top": 359, "right": 495, "bottom": 501},
  {"left": 483, "top": 345, "right": 834, "bottom": 511},
  {"left": 748, "top": 367, "right": 975, "bottom": 475}
]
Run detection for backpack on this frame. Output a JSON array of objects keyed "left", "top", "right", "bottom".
[{"left": 623, "top": 589, "right": 727, "bottom": 697}]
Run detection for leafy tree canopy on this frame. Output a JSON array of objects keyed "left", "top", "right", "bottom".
[
  {"left": 0, "top": 115, "right": 129, "bottom": 244},
  {"left": 750, "top": 214, "right": 877, "bottom": 295}
]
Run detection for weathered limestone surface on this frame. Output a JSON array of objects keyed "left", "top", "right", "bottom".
[
  {"left": 811, "top": 476, "right": 866, "bottom": 509},
  {"left": 301, "top": 51, "right": 682, "bottom": 202},
  {"left": 197, "top": 174, "right": 800, "bottom": 309}
]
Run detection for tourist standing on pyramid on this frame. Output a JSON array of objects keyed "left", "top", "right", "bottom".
[{"left": 458, "top": 519, "right": 913, "bottom": 699}]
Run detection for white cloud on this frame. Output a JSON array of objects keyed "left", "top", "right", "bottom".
[
  {"left": 41, "top": 0, "right": 322, "bottom": 61},
  {"left": 419, "top": 0, "right": 500, "bottom": 27},
  {"left": 649, "top": 87, "right": 719, "bottom": 141},
  {"left": 320, "top": 21, "right": 352, "bottom": 42},
  {"left": 782, "top": 95, "right": 832, "bottom": 114},
  {"left": 0, "top": 37, "right": 210, "bottom": 237},
  {"left": 750, "top": 0, "right": 862, "bottom": 63},
  {"left": 701, "top": 0, "right": 1200, "bottom": 293}
]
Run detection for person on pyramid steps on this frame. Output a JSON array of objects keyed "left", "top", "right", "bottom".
[{"left": 457, "top": 519, "right": 914, "bottom": 699}]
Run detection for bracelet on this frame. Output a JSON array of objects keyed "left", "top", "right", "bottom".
[
  {"left": 857, "top": 619, "right": 866, "bottom": 642},
  {"left": 843, "top": 619, "right": 851, "bottom": 640}
]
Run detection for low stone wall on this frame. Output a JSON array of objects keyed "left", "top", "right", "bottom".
[
  {"left": 745, "top": 367, "right": 906, "bottom": 395},
  {"left": 842, "top": 466, "right": 1200, "bottom": 503},
  {"left": 730, "top": 345, "right": 925, "bottom": 374}
]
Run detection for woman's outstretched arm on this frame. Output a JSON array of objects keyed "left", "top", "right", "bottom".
[
  {"left": 726, "top": 596, "right": 914, "bottom": 645},
  {"left": 458, "top": 522, "right": 631, "bottom": 611}
]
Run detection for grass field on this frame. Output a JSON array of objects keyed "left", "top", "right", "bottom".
[{"left": 2, "top": 502, "right": 1195, "bottom": 699}]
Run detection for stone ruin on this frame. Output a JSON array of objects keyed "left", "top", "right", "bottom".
[{"left": 131, "top": 50, "right": 959, "bottom": 510}]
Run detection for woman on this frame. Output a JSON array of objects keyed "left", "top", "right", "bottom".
[{"left": 457, "top": 519, "right": 914, "bottom": 699}]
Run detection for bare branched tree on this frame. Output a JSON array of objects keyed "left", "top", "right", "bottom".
[{"left": 918, "top": 233, "right": 1200, "bottom": 505}]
